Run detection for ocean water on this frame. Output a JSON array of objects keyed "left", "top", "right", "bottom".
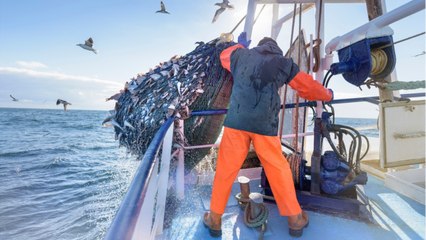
[
  {"left": 306, "top": 116, "right": 379, "bottom": 138},
  {"left": 0, "top": 108, "right": 139, "bottom": 240},
  {"left": 0, "top": 108, "right": 379, "bottom": 240}
]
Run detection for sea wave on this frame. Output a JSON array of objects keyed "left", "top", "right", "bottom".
[{"left": 0, "top": 108, "right": 138, "bottom": 240}]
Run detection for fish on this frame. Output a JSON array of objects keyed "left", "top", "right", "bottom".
[
  {"left": 111, "top": 119, "right": 124, "bottom": 132},
  {"left": 124, "top": 120, "right": 135, "bottom": 131},
  {"left": 177, "top": 82, "right": 182, "bottom": 95},
  {"left": 102, "top": 115, "right": 114, "bottom": 126},
  {"left": 109, "top": 38, "right": 235, "bottom": 170},
  {"left": 106, "top": 92, "right": 123, "bottom": 101}
]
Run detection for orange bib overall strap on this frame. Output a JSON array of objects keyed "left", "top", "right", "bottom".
[
  {"left": 220, "top": 44, "right": 244, "bottom": 72},
  {"left": 210, "top": 127, "right": 302, "bottom": 216}
]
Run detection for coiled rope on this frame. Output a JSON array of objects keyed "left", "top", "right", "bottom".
[
  {"left": 243, "top": 202, "right": 269, "bottom": 229},
  {"left": 370, "top": 49, "right": 388, "bottom": 76},
  {"left": 235, "top": 193, "right": 269, "bottom": 240}
]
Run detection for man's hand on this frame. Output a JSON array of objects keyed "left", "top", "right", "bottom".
[{"left": 238, "top": 32, "right": 251, "bottom": 48}]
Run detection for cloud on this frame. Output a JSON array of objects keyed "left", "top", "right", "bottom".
[
  {"left": 0, "top": 66, "right": 122, "bottom": 88},
  {"left": 16, "top": 61, "right": 48, "bottom": 69}
]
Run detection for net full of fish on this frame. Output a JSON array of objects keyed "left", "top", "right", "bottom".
[{"left": 105, "top": 39, "right": 235, "bottom": 170}]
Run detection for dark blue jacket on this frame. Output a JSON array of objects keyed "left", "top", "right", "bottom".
[{"left": 220, "top": 41, "right": 332, "bottom": 136}]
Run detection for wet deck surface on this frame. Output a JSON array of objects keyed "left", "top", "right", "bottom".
[{"left": 157, "top": 174, "right": 425, "bottom": 240}]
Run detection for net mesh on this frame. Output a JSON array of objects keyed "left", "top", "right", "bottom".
[{"left": 111, "top": 39, "right": 235, "bottom": 169}]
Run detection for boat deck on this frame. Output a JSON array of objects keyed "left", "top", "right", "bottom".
[{"left": 157, "top": 173, "right": 425, "bottom": 240}]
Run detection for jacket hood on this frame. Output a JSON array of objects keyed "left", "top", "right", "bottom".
[{"left": 253, "top": 40, "right": 283, "bottom": 56}]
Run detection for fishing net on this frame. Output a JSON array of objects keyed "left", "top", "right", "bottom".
[{"left": 110, "top": 38, "right": 235, "bottom": 170}]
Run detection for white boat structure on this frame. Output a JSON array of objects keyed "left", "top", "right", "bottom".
[{"left": 104, "top": 0, "right": 425, "bottom": 239}]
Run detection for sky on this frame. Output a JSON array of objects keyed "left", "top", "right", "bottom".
[{"left": 0, "top": 0, "right": 424, "bottom": 118}]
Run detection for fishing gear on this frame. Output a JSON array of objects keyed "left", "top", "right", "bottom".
[{"left": 106, "top": 39, "right": 235, "bottom": 170}]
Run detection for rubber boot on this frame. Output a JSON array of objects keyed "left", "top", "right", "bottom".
[
  {"left": 203, "top": 211, "right": 222, "bottom": 237},
  {"left": 288, "top": 210, "right": 309, "bottom": 237}
]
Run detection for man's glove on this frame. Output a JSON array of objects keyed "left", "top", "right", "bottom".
[{"left": 238, "top": 32, "right": 251, "bottom": 48}]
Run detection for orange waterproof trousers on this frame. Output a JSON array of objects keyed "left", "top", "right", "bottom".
[{"left": 210, "top": 127, "right": 302, "bottom": 216}]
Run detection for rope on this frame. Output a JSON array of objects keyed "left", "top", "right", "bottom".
[
  {"left": 288, "top": 153, "right": 301, "bottom": 185},
  {"left": 278, "top": 3, "right": 297, "bottom": 138},
  {"left": 288, "top": 4, "right": 303, "bottom": 184},
  {"left": 243, "top": 202, "right": 269, "bottom": 228},
  {"left": 253, "top": 5, "right": 267, "bottom": 26},
  {"left": 235, "top": 193, "right": 269, "bottom": 240},
  {"left": 378, "top": 31, "right": 425, "bottom": 50},
  {"left": 370, "top": 49, "right": 388, "bottom": 76},
  {"left": 364, "top": 79, "right": 426, "bottom": 90},
  {"left": 235, "top": 192, "right": 251, "bottom": 210},
  {"left": 385, "top": 80, "right": 426, "bottom": 90},
  {"left": 229, "top": 4, "right": 267, "bottom": 34}
]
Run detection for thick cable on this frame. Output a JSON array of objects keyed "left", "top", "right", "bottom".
[
  {"left": 359, "top": 135, "right": 370, "bottom": 160},
  {"left": 378, "top": 31, "right": 425, "bottom": 50},
  {"left": 331, "top": 124, "right": 363, "bottom": 173}
]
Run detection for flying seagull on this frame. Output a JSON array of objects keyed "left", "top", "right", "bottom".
[
  {"left": 413, "top": 51, "right": 425, "bottom": 57},
  {"left": 156, "top": 1, "right": 170, "bottom": 14},
  {"left": 10, "top": 94, "right": 18, "bottom": 102},
  {"left": 56, "top": 99, "right": 72, "bottom": 111},
  {"left": 212, "top": 0, "right": 234, "bottom": 23},
  {"left": 76, "top": 37, "right": 97, "bottom": 54}
]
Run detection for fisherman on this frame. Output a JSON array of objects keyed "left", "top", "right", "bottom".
[{"left": 203, "top": 32, "right": 333, "bottom": 238}]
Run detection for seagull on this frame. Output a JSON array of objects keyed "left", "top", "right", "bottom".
[
  {"left": 76, "top": 37, "right": 97, "bottom": 54},
  {"left": 10, "top": 94, "right": 18, "bottom": 102},
  {"left": 413, "top": 51, "right": 425, "bottom": 57},
  {"left": 156, "top": 1, "right": 170, "bottom": 14},
  {"left": 212, "top": 0, "right": 234, "bottom": 23},
  {"left": 56, "top": 99, "right": 72, "bottom": 111}
]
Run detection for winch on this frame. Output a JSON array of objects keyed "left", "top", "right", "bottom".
[{"left": 329, "top": 36, "right": 396, "bottom": 86}]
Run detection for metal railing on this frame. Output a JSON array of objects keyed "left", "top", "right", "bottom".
[
  {"left": 104, "top": 117, "right": 174, "bottom": 240},
  {"left": 103, "top": 92, "right": 424, "bottom": 240}
]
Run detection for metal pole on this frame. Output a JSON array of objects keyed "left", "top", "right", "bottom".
[
  {"left": 271, "top": 4, "right": 279, "bottom": 39},
  {"left": 238, "top": 176, "right": 251, "bottom": 200},
  {"left": 366, "top": 0, "right": 401, "bottom": 103},
  {"left": 249, "top": 193, "right": 264, "bottom": 218},
  {"left": 244, "top": 0, "right": 257, "bottom": 40},
  {"left": 311, "top": 0, "right": 325, "bottom": 195},
  {"left": 366, "top": 0, "right": 383, "bottom": 20},
  {"left": 176, "top": 119, "right": 185, "bottom": 200},
  {"left": 325, "top": 0, "right": 426, "bottom": 54},
  {"left": 271, "top": 4, "right": 315, "bottom": 39},
  {"left": 366, "top": 0, "right": 398, "bottom": 168},
  {"left": 155, "top": 123, "right": 174, "bottom": 234}
]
